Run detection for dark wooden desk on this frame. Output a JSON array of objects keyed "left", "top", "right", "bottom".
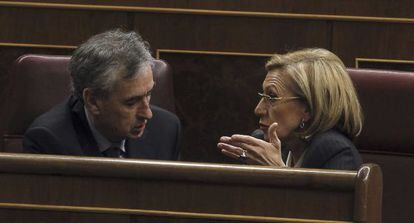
[{"left": 0, "top": 153, "right": 382, "bottom": 223}]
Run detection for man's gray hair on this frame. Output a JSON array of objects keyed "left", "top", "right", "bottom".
[{"left": 69, "top": 29, "right": 154, "bottom": 100}]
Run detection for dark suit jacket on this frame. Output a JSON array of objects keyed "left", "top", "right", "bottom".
[
  {"left": 300, "top": 129, "right": 362, "bottom": 170},
  {"left": 23, "top": 96, "right": 181, "bottom": 160},
  {"left": 252, "top": 129, "right": 361, "bottom": 170}
]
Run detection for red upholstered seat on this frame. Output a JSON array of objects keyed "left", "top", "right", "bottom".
[
  {"left": 1, "top": 54, "right": 176, "bottom": 152},
  {"left": 347, "top": 68, "right": 414, "bottom": 223},
  {"left": 347, "top": 68, "right": 414, "bottom": 155}
]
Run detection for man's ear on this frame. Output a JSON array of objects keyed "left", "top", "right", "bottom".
[{"left": 83, "top": 88, "right": 101, "bottom": 115}]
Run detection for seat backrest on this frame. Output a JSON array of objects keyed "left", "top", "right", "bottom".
[
  {"left": 347, "top": 68, "right": 414, "bottom": 223},
  {"left": 347, "top": 68, "right": 414, "bottom": 154},
  {"left": 1, "top": 54, "right": 176, "bottom": 152}
]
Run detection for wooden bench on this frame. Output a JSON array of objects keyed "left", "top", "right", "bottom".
[{"left": 0, "top": 153, "right": 382, "bottom": 223}]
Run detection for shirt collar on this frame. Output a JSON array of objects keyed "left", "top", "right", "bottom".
[{"left": 84, "top": 107, "right": 126, "bottom": 153}]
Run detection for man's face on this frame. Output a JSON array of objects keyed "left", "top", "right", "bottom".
[{"left": 93, "top": 66, "right": 154, "bottom": 142}]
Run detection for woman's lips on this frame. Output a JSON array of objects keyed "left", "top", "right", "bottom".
[
  {"left": 259, "top": 123, "right": 269, "bottom": 141},
  {"left": 259, "top": 123, "right": 269, "bottom": 131}
]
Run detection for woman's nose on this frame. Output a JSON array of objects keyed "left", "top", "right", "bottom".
[{"left": 254, "top": 99, "right": 267, "bottom": 117}]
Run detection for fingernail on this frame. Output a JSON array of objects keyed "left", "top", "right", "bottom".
[{"left": 221, "top": 136, "right": 230, "bottom": 141}]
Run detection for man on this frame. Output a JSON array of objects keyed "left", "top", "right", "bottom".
[{"left": 23, "top": 29, "right": 181, "bottom": 160}]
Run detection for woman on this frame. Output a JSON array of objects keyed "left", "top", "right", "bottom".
[{"left": 217, "top": 48, "right": 363, "bottom": 170}]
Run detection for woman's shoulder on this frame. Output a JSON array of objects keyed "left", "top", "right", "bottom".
[
  {"left": 310, "top": 129, "right": 354, "bottom": 147},
  {"left": 302, "top": 129, "right": 361, "bottom": 170}
]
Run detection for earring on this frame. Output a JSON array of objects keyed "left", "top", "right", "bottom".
[{"left": 299, "top": 118, "right": 305, "bottom": 129}]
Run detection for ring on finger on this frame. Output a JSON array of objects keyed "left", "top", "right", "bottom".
[{"left": 239, "top": 149, "right": 248, "bottom": 163}]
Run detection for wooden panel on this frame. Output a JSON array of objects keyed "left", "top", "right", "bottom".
[
  {"left": 135, "top": 14, "right": 329, "bottom": 54},
  {"left": 0, "top": 153, "right": 383, "bottom": 223},
  {"left": 2, "top": 0, "right": 414, "bottom": 18},
  {"left": 158, "top": 52, "right": 268, "bottom": 163},
  {"left": 332, "top": 21, "right": 414, "bottom": 66},
  {"left": 0, "top": 7, "right": 129, "bottom": 45},
  {"left": 0, "top": 174, "right": 355, "bottom": 220},
  {"left": 356, "top": 58, "right": 414, "bottom": 72},
  {"left": 361, "top": 153, "right": 414, "bottom": 223}
]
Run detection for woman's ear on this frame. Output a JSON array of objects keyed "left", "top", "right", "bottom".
[
  {"left": 303, "top": 111, "right": 311, "bottom": 122},
  {"left": 83, "top": 88, "right": 100, "bottom": 115},
  {"left": 302, "top": 105, "right": 311, "bottom": 122}
]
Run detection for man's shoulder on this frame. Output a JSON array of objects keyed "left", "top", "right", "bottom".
[
  {"left": 23, "top": 97, "right": 83, "bottom": 155},
  {"left": 28, "top": 98, "right": 72, "bottom": 131}
]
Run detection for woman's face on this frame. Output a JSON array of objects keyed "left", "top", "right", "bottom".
[{"left": 254, "top": 71, "right": 309, "bottom": 141}]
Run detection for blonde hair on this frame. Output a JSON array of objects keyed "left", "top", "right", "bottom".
[{"left": 266, "top": 48, "right": 363, "bottom": 139}]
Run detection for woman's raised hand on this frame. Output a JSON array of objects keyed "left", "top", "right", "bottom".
[{"left": 217, "top": 123, "right": 286, "bottom": 166}]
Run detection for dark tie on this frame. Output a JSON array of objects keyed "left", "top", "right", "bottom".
[{"left": 103, "top": 147, "right": 125, "bottom": 158}]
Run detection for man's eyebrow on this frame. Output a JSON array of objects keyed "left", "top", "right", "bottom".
[
  {"left": 125, "top": 83, "right": 155, "bottom": 102},
  {"left": 124, "top": 95, "right": 142, "bottom": 102}
]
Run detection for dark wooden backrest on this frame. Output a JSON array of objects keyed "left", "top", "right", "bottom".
[
  {"left": 0, "top": 153, "right": 382, "bottom": 223},
  {"left": 0, "top": 54, "right": 176, "bottom": 152}
]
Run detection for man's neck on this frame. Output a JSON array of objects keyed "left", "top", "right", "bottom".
[{"left": 84, "top": 107, "right": 126, "bottom": 152}]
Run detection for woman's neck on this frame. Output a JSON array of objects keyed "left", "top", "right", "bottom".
[{"left": 283, "top": 136, "right": 308, "bottom": 164}]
